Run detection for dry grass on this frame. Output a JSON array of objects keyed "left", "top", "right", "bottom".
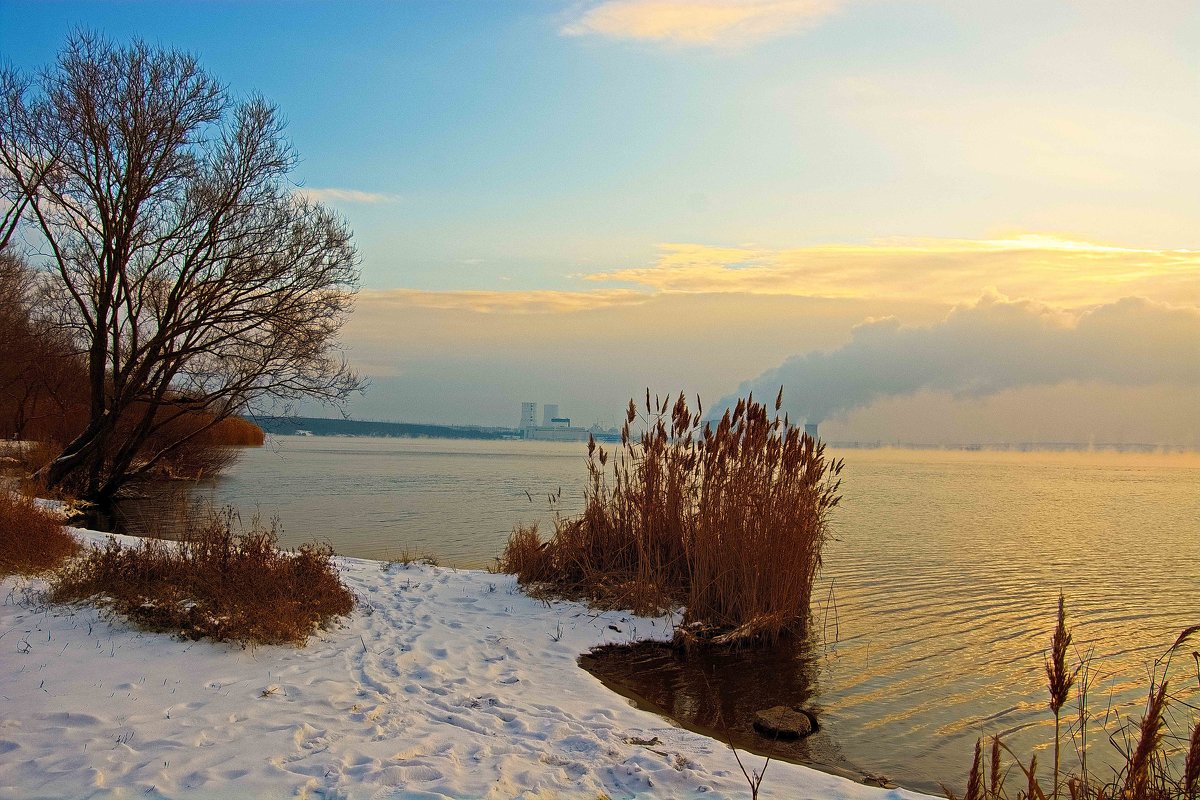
[
  {"left": 52, "top": 508, "right": 354, "bottom": 646},
  {"left": 947, "top": 602, "right": 1200, "bottom": 800},
  {"left": 500, "top": 389, "right": 843, "bottom": 647},
  {"left": 0, "top": 490, "right": 79, "bottom": 577}
]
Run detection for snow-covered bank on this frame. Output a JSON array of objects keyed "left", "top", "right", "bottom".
[{"left": 1, "top": 528, "right": 931, "bottom": 799}]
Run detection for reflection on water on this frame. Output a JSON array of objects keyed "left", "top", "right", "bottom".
[
  {"left": 210, "top": 437, "right": 587, "bottom": 563},
  {"left": 579, "top": 639, "right": 866, "bottom": 784},
  {"left": 87, "top": 481, "right": 216, "bottom": 540},
  {"left": 108, "top": 437, "right": 1200, "bottom": 794},
  {"left": 820, "top": 448, "right": 1200, "bottom": 794}
]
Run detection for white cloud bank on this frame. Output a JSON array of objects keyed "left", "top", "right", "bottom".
[
  {"left": 561, "top": 0, "right": 845, "bottom": 45},
  {"left": 720, "top": 294, "right": 1200, "bottom": 424}
]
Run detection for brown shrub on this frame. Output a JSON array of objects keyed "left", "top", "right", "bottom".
[
  {"left": 500, "top": 390, "right": 843, "bottom": 647},
  {"left": 0, "top": 248, "right": 90, "bottom": 445},
  {"left": 0, "top": 491, "right": 79, "bottom": 577},
  {"left": 206, "top": 416, "right": 266, "bottom": 447},
  {"left": 132, "top": 408, "right": 264, "bottom": 483},
  {"left": 52, "top": 508, "right": 354, "bottom": 646}
]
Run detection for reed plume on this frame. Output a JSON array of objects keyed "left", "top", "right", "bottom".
[
  {"left": 1183, "top": 722, "right": 1200, "bottom": 800},
  {"left": 1123, "top": 680, "right": 1169, "bottom": 800},
  {"left": 1047, "top": 593, "right": 1080, "bottom": 800},
  {"left": 967, "top": 738, "right": 984, "bottom": 800},
  {"left": 1029, "top": 753, "right": 1044, "bottom": 800},
  {"left": 943, "top": 738, "right": 984, "bottom": 800},
  {"left": 989, "top": 736, "right": 1003, "bottom": 800}
]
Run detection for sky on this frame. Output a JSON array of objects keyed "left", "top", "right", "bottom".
[{"left": 2, "top": 1, "right": 1199, "bottom": 445}]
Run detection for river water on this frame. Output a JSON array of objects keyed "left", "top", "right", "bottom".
[{"left": 116, "top": 436, "right": 1200, "bottom": 793}]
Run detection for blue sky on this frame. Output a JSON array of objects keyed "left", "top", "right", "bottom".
[{"left": 3, "top": 1, "right": 1200, "bottom": 442}]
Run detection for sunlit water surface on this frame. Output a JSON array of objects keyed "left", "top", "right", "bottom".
[{"left": 116, "top": 437, "right": 1200, "bottom": 793}]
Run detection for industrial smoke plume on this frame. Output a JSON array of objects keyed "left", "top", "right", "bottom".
[{"left": 718, "top": 294, "right": 1200, "bottom": 425}]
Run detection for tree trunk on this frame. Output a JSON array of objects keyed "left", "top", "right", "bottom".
[{"left": 38, "top": 412, "right": 115, "bottom": 496}]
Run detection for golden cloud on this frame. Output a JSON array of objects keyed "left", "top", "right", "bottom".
[
  {"left": 584, "top": 235, "right": 1200, "bottom": 306},
  {"left": 354, "top": 287, "right": 651, "bottom": 315},
  {"left": 562, "top": 0, "right": 842, "bottom": 45}
]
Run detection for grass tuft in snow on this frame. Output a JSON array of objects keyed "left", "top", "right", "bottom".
[{"left": 52, "top": 507, "right": 354, "bottom": 646}]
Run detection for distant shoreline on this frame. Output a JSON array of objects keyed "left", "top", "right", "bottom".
[
  {"left": 250, "top": 415, "right": 623, "bottom": 442},
  {"left": 250, "top": 416, "right": 1196, "bottom": 454},
  {"left": 251, "top": 415, "right": 519, "bottom": 440}
]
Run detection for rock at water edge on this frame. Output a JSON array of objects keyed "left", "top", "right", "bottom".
[{"left": 752, "top": 706, "right": 815, "bottom": 740}]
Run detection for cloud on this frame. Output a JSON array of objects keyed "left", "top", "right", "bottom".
[
  {"left": 293, "top": 187, "right": 400, "bottom": 204},
  {"left": 586, "top": 235, "right": 1200, "bottom": 306},
  {"left": 341, "top": 288, "right": 922, "bottom": 414},
  {"left": 718, "top": 294, "right": 1200, "bottom": 424},
  {"left": 561, "top": 0, "right": 843, "bottom": 45},
  {"left": 355, "top": 287, "right": 651, "bottom": 315},
  {"left": 336, "top": 285, "right": 1199, "bottom": 443}
]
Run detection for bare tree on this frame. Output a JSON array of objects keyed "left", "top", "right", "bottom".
[{"left": 0, "top": 33, "right": 363, "bottom": 504}]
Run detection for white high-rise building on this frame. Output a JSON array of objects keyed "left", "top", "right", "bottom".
[
  {"left": 543, "top": 404, "right": 559, "bottom": 427},
  {"left": 519, "top": 402, "right": 537, "bottom": 431}
]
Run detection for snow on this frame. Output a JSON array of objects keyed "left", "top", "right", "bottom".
[{"left": 1, "top": 528, "right": 932, "bottom": 799}]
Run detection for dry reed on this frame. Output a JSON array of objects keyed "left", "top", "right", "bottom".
[
  {"left": 944, "top": 738, "right": 986, "bottom": 800},
  {"left": 1048, "top": 592, "right": 1080, "bottom": 799},
  {"left": 52, "top": 507, "right": 353, "bottom": 645},
  {"left": 991, "top": 736, "right": 1005, "bottom": 799},
  {"left": 969, "top": 739, "right": 986, "bottom": 800},
  {"left": 500, "top": 389, "right": 843, "bottom": 648},
  {"left": 1182, "top": 723, "right": 1200, "bottom": 799},
  {"left": 1028, "top": 753, "right": 1045, "bottom": 800},
  {"left": 1123, "top": 680, "right": 1169, "bottom": 800},
  {"left": 949, "top": 599, "right": 1199, "bottom": 800},
  {"left": 137, "top": 411, "right": 265, "bottom": 482}
]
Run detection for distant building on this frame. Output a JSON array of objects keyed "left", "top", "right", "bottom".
[
  {"left": 517, "top": 401, "right": 591, "bottom": 442},
  {"left": 804, "top": 422, "right": 819, "bottom": 440},
  {"left": 519, "top": 402, "right": 537, "bottom": 432}
]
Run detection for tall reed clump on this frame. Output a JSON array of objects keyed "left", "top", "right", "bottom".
[
  {"left": 0, "top": 490, "right": 80, "bottom": 577},
  {"left": 946, "top": 599, "right": 1200, "bottom": 800},
  {"left": 500, "top": 389, "right": 843, "bottom": 648},
  {"left": 52, "top": 508, "right": 354, "bottom": 645}
]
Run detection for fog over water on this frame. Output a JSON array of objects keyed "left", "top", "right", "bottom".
[{"left": 129, "top": 436, "right": 1200, "bottom": 793}]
